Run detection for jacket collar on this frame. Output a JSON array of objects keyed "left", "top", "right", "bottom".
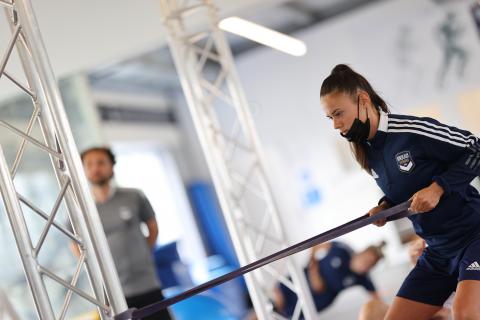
[{"left": 366, "top": 111, "right": 388, "bottom": 148}]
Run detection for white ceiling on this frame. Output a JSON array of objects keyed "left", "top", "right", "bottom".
[
  {"left": 0, "top": 0, "right": 287, "bottom": 101},
  {"left": 88, "top": 0, "right": 383, "bottom": 95},
  {"left": 0, "top": 0, "right": 376, "bottom": 102}
]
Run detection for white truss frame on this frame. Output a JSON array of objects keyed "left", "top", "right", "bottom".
[
  {"left": 0, "top": 1, "right": 127, "bottom": 319},
  {"left": 159, "top": 1, "right": 317, "bottom": 319}
]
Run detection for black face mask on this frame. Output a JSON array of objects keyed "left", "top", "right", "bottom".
[{"left": 341, "top": 97, "right": 370, "bottom": 142}]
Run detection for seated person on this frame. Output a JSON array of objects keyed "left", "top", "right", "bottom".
[
  {"left": 358, "top": 237, "right": 452, "bottom": 320},
  {"left": 273, "top": 241, "right": 386, "bottom": 317}
]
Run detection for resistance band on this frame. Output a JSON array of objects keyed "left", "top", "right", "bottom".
[{"left": 115, "top": 201, "right": 412, "bottom": 320}]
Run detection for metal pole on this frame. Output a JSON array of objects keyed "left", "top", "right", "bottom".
[
  {"left": 159, "top": 3, "right": 270, "bottom": 317},
  {"left": 158, "top": 1, "right": 318, "bottom": 318},
  {"left": 0, "top": 146, "right": 56, "bottom": 319},
  {"left": 205, "top": 3, "right": 318, "bottom": 317},
  {"left": 1, "top": 1, "right": 128, "bottom": 317},
  {"left": 4, "top": 12, "right": 110, "bottom": 319},
  {"left": 12, "top": 0, "right": 127, "bottom": 314}
]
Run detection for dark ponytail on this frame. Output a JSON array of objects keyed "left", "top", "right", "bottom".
[{"left": 320, "top": 64, "right": 390, "bottom": 174}]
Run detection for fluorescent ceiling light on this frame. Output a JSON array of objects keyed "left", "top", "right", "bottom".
[{"left": 219, "top": 16, "right": 307, "bottom": 57}]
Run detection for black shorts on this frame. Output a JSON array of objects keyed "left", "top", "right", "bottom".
[
  {"left": 397, "top": 234, "right": 480, "bottom": 306},
  {"left": 126, "top": 288, "right": 172, "bottom": 320}
]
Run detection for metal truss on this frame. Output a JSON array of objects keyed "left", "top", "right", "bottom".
[
  {"left": 159, "top": 1, "right": 317, "bottom": 319},
  {"left": 0, "top": 1, "right": 127, "bottom": 319}
]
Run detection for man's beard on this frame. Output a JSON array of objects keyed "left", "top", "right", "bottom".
[{"left": 91, "top": 173, "right": 113, "bottom": 186}]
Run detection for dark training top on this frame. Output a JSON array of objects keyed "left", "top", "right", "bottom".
[
  {"left": 366, "top": 112, "right": 480, "bottom": 257},
  {"left": 279, "top": 242, "right": 375, "bottom": 315},
  {"left": 315, "top": 242, "right": 376, "bottom": 294}
]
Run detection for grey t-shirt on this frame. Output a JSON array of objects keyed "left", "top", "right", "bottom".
[{"left": 95, "top": 187, "right": 160, "bottom": 297}]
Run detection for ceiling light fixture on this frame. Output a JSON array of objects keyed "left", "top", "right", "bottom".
[{"left": 219, "top": 16, "right": 307, "bottom": 57}]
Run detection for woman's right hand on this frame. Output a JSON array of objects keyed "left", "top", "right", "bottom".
[{"left": 368, "top": 201, "right": 390, "bottom": 227}]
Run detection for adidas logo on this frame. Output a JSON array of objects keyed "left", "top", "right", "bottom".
[{"left": 466, "top": 261, "right": 480, "bottom": 271}]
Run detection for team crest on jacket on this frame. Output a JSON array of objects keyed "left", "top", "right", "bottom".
[{"left": 395, "top": 151, "right": 415, "bottom": 173}]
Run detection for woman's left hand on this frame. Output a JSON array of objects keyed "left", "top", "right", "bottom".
[{"left": 409, "top": 182, "right": 444, "bottom": 213}]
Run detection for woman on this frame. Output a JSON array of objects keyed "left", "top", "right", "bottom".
[
  {"left": 320, "top": 64, "right": 480, "bottom": 320},
  {"left": 273, "top": 241, "right": 385, "bottom": 317}
]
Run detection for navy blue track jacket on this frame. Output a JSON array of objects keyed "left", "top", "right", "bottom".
[{"left": 365, "top": 112, "right": 480, "bottom": 257}]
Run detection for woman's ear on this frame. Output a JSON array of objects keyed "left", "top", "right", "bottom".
[{"left": 357, "top": 90, "right": 371, "bottom": 109}]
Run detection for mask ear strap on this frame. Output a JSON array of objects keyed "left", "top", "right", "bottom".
[{"left": 357, "top": 95, "right": 360, "bottom": 118}]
